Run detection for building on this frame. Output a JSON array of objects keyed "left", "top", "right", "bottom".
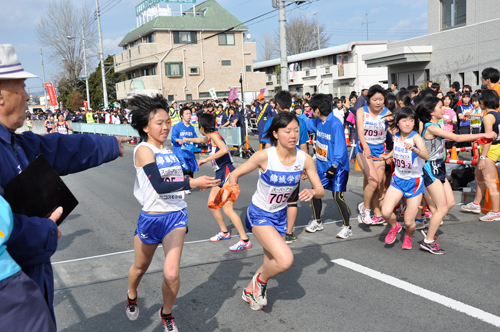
[
  {"left": 363, "top": 0, "right": 500, "bottom": 91},
  {"left": 113, "top": 0, "right": 264, "bottom": 102},
  {"left": 253, "top": 41, "right": 388, "bottom": 98}
]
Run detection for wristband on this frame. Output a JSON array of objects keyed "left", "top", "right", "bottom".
[{"left": 480, "top": 156, "right": 487, "bottom": 160}]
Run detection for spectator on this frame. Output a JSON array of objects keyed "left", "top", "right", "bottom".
[
  {"left": 254, "top": 93, "right": 275, "bottom": 147},
  {"left": 353, "top": 84, "right": 370, "bottom": 110},
  {"left": 391, "top": 82, "right": 399, "bottom": 95}
]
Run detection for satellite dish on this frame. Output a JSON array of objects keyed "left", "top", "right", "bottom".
[{"left": 246, "top": 33, "right": 251, "bottom": 40}]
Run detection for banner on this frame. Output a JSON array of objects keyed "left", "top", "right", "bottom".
[
  {"left": 260, "top": 88, "right": 266, "bottom": 95},
  {"left": 228, "top": 88, "right": 238, "bottom": 102},
  {"left": 45, "top": 82, "right": 58, "bottom": 107},
  {"left": 83, "top": 101, "right": 88, "bottom": 112},
  {"left": 136, "top": 0, "right": 196, "bottom": 16},
  {"left": 208, "top": 88, "right": 217, "bottom": 100}
]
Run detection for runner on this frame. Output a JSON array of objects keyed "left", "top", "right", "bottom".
[
  {"left": 126, "top": 94, "right": 220, "bottom": 331},
  {"left": 197, "top": 113, "right": 252, "bottom": 251},
  {"left": 461, "top": 90, "right": 500, "bottom": 221},
  {"left": 53, "top": 113, "right": 72, "bottom": 135},
  {"left": 225, "top": 111, "right": 324, "bottom": 310},
  {"left": 379, "top": 107, "right": 429, "bottom": 249},
  {"left": 356, "top": 85, "right": 391, "bottom": 225},
  {"left": 419, "top": 96, "right": 497, "bottom": 254},
  {"left": 25, "top": 116, "right": 32, "bottom": 131},
  {"left": 44, "top": 115, "right": 54, "bottom": 134},
  {"left": 303, "top": 94, "right": 352, "bottom": 238}
]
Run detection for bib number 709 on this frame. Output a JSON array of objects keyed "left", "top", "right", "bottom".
[{"left": 268, "top": 192, "right": 291, "bottom": 204}]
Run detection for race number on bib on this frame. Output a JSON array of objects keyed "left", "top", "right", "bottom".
[
  {"left": 267, "top": 186, "right": 294, "bottom": 208},
  {"left": 315, "top": 141, "right": 328, "bottom": 162}
]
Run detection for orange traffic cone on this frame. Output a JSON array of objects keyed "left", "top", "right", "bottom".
[
  {"left": 355, "top": 159, "right": 362, "bottom": 171},
  {"left": 450, "top": 146, "right": 458, "bottom": 160},
  {"left": 344, "top": 126, "right": 351, "bottom": 147},
  {"left": 481, "top": 171, "right": 500, "bottom": 214}
]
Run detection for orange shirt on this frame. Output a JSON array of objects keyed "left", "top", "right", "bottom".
[{"left": 490, "top": 82, "right": 500, "bottom": 112}]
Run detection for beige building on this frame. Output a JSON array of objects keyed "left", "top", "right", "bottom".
[{"left": 114, "top": 0, "right": 265, "bottom": 102}]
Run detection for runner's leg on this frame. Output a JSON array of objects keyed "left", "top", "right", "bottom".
[{"left": 161, "top": 227, "right": 186, "bottom": 315}]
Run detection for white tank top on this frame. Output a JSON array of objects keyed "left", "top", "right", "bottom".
[
  {"left": 251, "top": 147, "right": 305, "bottom": 212},
  {"left": 363, "top": 106, "right": 388, "bottom": 145},
  {"left": 393, "top": 131, "right": 424, "bottom": 180},
  {"left": 133, "top": 142, "right": 187, "bottom": 212}
]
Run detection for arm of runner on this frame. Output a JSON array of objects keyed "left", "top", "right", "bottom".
[
  {"left": 198, "top": 134, "right": 228, "bottom": 166},
  {"left": 184, "top": 136, "right": 206, "bottom": 144},
  {"left": 427, "top": 121, "right": 497, "bottom": 142},
  {"left": 299, "top": 154, "right": 325, "bottom": 201},
  {"left": 404, "top": 134, "right": 429, "bottom": 160},
  {"left": 228, "top": 149, "right": 268, "bottom": 184},
  {"left": 478, "top": 114, "right": 495, "bottom": 171},
  {"left": 66, "top": 122, "right": 73, "bottom": 132},
  {"left": 356, "top": 107, "right": 370, "bottom": 157}
]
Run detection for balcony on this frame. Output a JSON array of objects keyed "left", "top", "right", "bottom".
[
  {"left": 116, "top": 76, "right": 161, "bottom": 100},
  {"left": 337, "top": 63, "right": 357, "bottom": 79},
  {"left": 114, "top": 43, "right": 158, "bottom": 74},
  {"left": 303, "top": 69, "right": 317, "bottom": 78}
]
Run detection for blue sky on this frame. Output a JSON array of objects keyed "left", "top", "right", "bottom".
[{"left": 3, "top": 0, "right": 427, "bottom": 95}]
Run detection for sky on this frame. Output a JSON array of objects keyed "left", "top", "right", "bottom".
[{"left": 3, "top": 0, "right": 428, "bottom": 95}]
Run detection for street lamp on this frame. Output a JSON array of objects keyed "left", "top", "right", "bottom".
[{"left": 67, "top": 27, "right": 108, "bottom": 110}]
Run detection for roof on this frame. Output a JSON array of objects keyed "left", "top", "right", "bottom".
[
  {"left": 363, "top": 46, "right": 432, "bottom": 67},
  {"left": 253, "top": 41, "right": 389, "bottom": 69},
  {"left": 119, "top": 0, "right": 247, "bottom": 46}
]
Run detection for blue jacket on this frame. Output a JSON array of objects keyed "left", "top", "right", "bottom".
[
  {"left": 255, "top": 102, "right": 275, "bottom": 142},
  {"left": 0, "top": 124, "right": 119, "bottom": 325}
]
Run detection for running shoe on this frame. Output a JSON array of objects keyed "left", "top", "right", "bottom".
[
  {"left": 251, "top": 273, "right": 268, "bottom": 307},
  {"left": 415, "top": 218, "right": 428, "bottom": 230},
  {"left": 184, "top": 190, "right": 191, "bottom": 195},
  {"left": 209, "top": 231, "right": 231, "bottom": 242},
  {"left": 285, "top": 232, "right": 298, "bottom": 244},
  {"left": 358, "top": 209, "right": 372, "bottom": 224},
  {"left": 420, "top": 241, "right": 446, "bottom": 255},
  {"left": 357, "top": 202, "right": 365, "bottom": 214},
  {"left": 367, "top": 215, "right": 385, "bottom": 226},
  {"left": 305, "top": 219, "right": 324, "bottom": 233},
  {"left": 229, "top": 239, "right": 252, "bottom": 251},
  {"left": 242, "top": 289, "right": 262, "bottom": 311},
  {"left": 125, "top": 292, "right": 139, "bottom": 321},
  {"left": 384, "top": 222, "right": 402, "bottom": 244},
  {"left": 461, "top": 202, "right": 481, "bottom": 214},
  {"left": 424, "top": 206, "right": 433, "bottom": 218},
  {"left": 336, "top": 226, "right": 353, "bottom": 239},
  {"left": 420, "top": 227, "right": 438, "bottom": 241},
  {"left": 394, "top": 203, "right": 406, "bottom": 220},
  {"left": 479, "top": 211, "right": 500, "bottom": 222},
  {"left": 402, "top": 235, "right": 412, "bottom": 250},
  {"left": 159, "top": 308, "right": 178, "bottom": 332}
]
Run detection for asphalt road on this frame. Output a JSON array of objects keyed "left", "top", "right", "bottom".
[{"left": 52, "top": 143, "right": 500, "bottom": 332}]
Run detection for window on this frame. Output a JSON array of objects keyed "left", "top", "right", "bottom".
[
  {"left": 246, "top": 65, "right": 252, "bottom": 72},
  {"left": 127, "top": 73, "right": 132, "bottom": 80},
  {"left": 132, "top": 71, "right": 136, "bottom": 78},
  {"left": 216, "top": 91, "right": 230, "bottom": 97},
  {"left": 459, "top": 72, "right": 465, "bottom": 87},
  {"left": 151, "top": 66, "right": 156, "bottom": 75},
  {"left": 446, "top": 74, "right": 452, "bottom": 87},
  {"left": 186, "top": 94, "right": 192, "bottom": 101},
  {"left": 174, "top": 31, "right": 197, "bottom": 44},
  {"left": 199, "top": 92, "right": 211, "bottom": 98},
  {"left": 165, "top": 62, "right": 183, "bottom": 76},
  {"left": 218, "top": 33, "right": 235, "bottom": 45},
  {"left": 425, "top": 69, "right": 430, "bottom": 81},
  {"left": 168, "top": 95, "right": 175, "bottom": 102},
  {"left": 473, "top": 70, "right": 479, "bottom": 85},
  {"left": 189, "top": 67, "right": 199, "bottom": 75},
  {"left": 142, "top": 68, "right": 149, "bottom": 76},
  {"left": 442, "top": 0, "right": 466, "bottom": 30},
  {"left": 145, "top": 33, "right": 154, "bottom": 43},
  {"left": 221, "top": 60, "right": 231, "bottom": 66}
]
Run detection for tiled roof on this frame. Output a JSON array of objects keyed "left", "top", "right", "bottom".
[{"left": 119, "top": 0, "right": 247, "bottom": 46}]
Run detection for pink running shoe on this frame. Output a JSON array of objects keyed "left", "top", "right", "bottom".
[
  {"left": 385, "top": 222, "right": 402, "bottom": 244},
  {"left": 367, "top": 215, "right": 385, "bottom": 226},
  {"left": 402, "top": 235, "right": 413, "bottom": 250}
]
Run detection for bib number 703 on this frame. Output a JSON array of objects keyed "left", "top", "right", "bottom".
[{"left": 268, "top": 192, "right": 291, "bottom": 204}]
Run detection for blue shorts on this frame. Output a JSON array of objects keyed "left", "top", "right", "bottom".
[
  {"left": 215, "top": 163, "right": 235, "bottom": 188},
  {"left": 423, "top": 159, "right": 446, "bottom": 187},
  {"left": 390, "top": 175, "right": 424, "bottom": 199},
  {"left": 134, "top": 209, "right": 188, "bottom": 245},
  {"left": 179, "top": 155, "right": 199, "bottom": 173},
  {"left": 245, "top": 202, "right": 287, "bottom": 236},
  {"left": 356, "top": 142, "right": 387, "bottom": 158},
  {"left": 318, "top": 168, "right": 349, "bottom": 192}
]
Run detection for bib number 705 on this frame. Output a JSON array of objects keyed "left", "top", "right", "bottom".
[{"left": 268, "top": 192, "right": 291, "bottom": 204}]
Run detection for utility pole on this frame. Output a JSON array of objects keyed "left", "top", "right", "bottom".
[
  {"left": 314, "top": 12, "right": 320, "bottom": 50},
  {"left": 95, "top": 0, "right": 109, "bottom": 109},
  {"left": 82, "top": 24, "right": 91, "bottom": 109},
  {"left": 40, "top": 49, "right": 49, "bottom": 110},
  {"left": 361, "top": 13, "right": 375, "bottom": 41},
  {"left": 279, "top": 0, "right": 288, "bottom": 91}
]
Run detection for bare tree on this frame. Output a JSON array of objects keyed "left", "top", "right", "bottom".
[
  {"left": 275, "top": 13, "right": 331, "bottom": 56},
  {"left": 35, "top": 0, "right": 98, "bottom": 83},
  {"left": 258, "top": 32, "right": 278, "bottom": 61}
]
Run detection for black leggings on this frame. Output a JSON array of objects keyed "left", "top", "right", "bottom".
[{"left": 312, "top": 191, "right": 351, "bottom": 226}]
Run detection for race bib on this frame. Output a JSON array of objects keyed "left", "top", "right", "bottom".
[
  {"left": 267, "top": 186, "right": 294, "bottom": 207},
  {"left": 315, "top": 141, "right": 328, "bottom": 162},
  {"left": 364, "top": 118, "right": 386, "bottom": 144}
]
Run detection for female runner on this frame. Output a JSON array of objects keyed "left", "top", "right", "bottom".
[
  {"left": 53, "top": 113, "right": 73, "bottom": 134},
  {"left": 127, "top": 95, "right": 219, "bottom": 331},
  {"left": 225, "top": 112, "right": 324, "bottom": 310},
  {"left": 380, "top": 107, "right": 429, "bottom": 249},
  {"left": 356, "top": 85, "right": 391, "bottom": 225},
  {"left": 419, "top": 96, "right": 497, "bottom": 254}
]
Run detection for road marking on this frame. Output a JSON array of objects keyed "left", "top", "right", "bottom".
[
  {"left": 333, "top": 258, "right": 500, "bottom": 328},
  {"left": 52, "top": 217, "right": 357, "bottom": 265}
]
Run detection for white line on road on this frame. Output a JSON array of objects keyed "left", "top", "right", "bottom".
[
  {"left": 333, "top": 258, "right": 500, "bottom": 328},
  {"left": 52, "top": 217, "right": 357, "bottom": 265}
]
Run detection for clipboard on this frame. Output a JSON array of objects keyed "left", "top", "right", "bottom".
[{"left": 3, "top": 154, "right": 79, "bottom": 226}]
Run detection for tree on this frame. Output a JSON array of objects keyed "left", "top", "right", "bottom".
[
  {"left": 35, "top": 0, "right": 98, "bottom": 82},
  {"left": 71, "top": 92, "right": 84, "bottom": 111},
  {"left": 275, "top": 13, "right": 331, "bottom": 56},
  {"left": 88, "top": 55, "right": 125, "bottom": 110},
  {"left": 258, "top": 32, "right": 278, "bottom": 61}
]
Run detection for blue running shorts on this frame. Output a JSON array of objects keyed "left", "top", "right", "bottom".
[
  {"left": 245, "top": 202, "right": 287, "bottom": 236},
  {"left": 355, "top": 142, "right": 387, "bottom": 159},
  {"left": 390, "top": 175, "right": 425, "bottom": 199},
  {"left": 215, "top": 163, "right": 235, "bottom": 188},
  {"left": 318, "top": 168, "right": 349, "bottom": 192},
  {"left": 135, "top": 209, "right": 188, "bottom": 245},
  {"left": 423, "top": 159, "right": 447, "bottom": 187}
]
